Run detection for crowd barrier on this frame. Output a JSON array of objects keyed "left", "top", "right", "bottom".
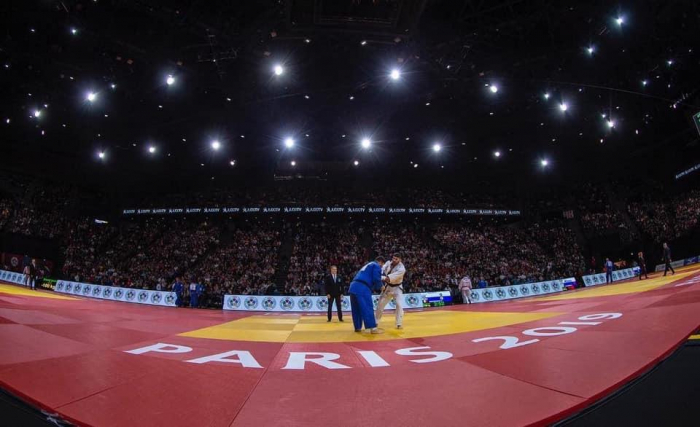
[
  {"left": 222, "top": 279, "right": 578, "bottom": 311},
  {"left": 582, "top": 267, "right": 640, "bottom": 287},
  {"left": 468, "top": 278, "right": 572, "bottom": 303},
  {"left": 54, "top": 280, "right": 177, "bottom": 307},
  {"left": 654, "top": 255, "right": 698, "bottom": 272},
  {"left": 0, "top": 269, "right": 28, "bottom": 286},
  {"left": 222, "top": 292, "right": 436, "bottom": 312},
  {"left": 15, "top": 266, "right": 648, "bottom": 312}
]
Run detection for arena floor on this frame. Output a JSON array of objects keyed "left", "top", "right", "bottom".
[{"left": 2, "top": 267, "right": 700, "bottom": 427}]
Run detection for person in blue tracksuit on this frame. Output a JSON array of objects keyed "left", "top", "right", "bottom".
[
  {"left": 196, "top": 282, "right": 206, "bottom": 308},
  {"left": 172, "top": 277, "right": 184, "bottom": 307},
  {"left": 605, "top": 258, "right": 614, "bottom": 283},
  {"left": 348, "top": 257, "right": 386, "bottom": 334},
  {"left": 189, "top": 280, "right": 199, "bottom": 308}
]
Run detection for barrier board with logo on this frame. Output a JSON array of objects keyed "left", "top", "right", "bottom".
[
  {"left": 655, "top": 259, "right": 691, "bottom": 272},
  {"left": 222, "top": 293, "right": 429, "bottom": 312},
  {"left": 53, "top": 280, "right": 177, "bottom": 307},
  {"left": 0, "top": 269, "right": 28, "bottom": 286},
  {"left": 581, "top": 267, "right": 640, "bottom": 287},
  {"left": 468, "top": 279, "right": 568, "bottom": 304}
]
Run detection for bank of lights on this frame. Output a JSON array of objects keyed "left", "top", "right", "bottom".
[
  {"left": 166, "top": 75, "right": 175, "bottom": 85},
  {"left": 284, "top": 137, "right": 295, "bottom": 148},
  {"left": 274, "top": 65, "right": 284, "bottom": 76},
  {"left": 361, "top": 138, "right": 371, "bottom": 149},
  {"left": 211, "top": 140, "right": 221, "bottom": 150}
]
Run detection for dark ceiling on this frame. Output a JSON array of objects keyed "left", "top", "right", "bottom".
[{"left": 0, "top": 0, "right": 699, "bottom": 195}]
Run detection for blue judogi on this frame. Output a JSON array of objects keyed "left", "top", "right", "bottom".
[
  {"left": 348, "top": 261, "right": 384, "bottom": 331},
  {"left": 173, "top": 281, "right": 184, "bottom": 307}
]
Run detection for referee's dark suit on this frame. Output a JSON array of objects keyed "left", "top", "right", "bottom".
[{"left": 323, "top": 269, "right": 344, "bottom": 322}]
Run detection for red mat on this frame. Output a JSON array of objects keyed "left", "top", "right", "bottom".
[{"left": 1, "top": 272, "right": 700, "bottom": 427}]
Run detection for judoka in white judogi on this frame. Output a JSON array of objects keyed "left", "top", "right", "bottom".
[{"left": 375, "top": 254, "right": 407, "bottom": 329}]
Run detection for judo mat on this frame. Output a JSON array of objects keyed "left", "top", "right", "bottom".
[{"left": 1, "top": 266, "right": 700, "bottom": 427}]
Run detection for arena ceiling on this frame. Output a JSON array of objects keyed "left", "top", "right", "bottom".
[{"left": 0, "top": 0, "right": 699, "bottom": 193}]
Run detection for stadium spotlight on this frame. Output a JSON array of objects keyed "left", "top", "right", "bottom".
[
  {"left": 284, "top": 137, "right": 295, "bottom": 148},
  {"left": 71, "top": 27, "right": 78, "bottom": 35},
  {"left": 98, "top": 151, "right": 105, "bottom": 160},
  {"left": 273, "top": 64, "right": 284, "bottom": 76},
  {"left": 148, "top": 145, "right": 156, "bottom": 154},
  {"left": 616, "top": 16, "right": 624, "bottom": 25},
  {"left": 390, "top": 69, "right": 401, "bottom": 80},
  {"left": 361, "top": 138, "right": 371, "bottom": 149},
  {"left": 110, "top": 83, "right": 117, "bottom": 90},
  {"left": 354, "top": 160, "right": 359, "bottom": 166},
  {"left": 494, "top": 150, "right": 501, "bottom": 158},
  {"left": 587, "top": 46, "right": 594, "bottom": 55},
  {"left": 211, "top": 140, "right": 221, "bottom": 150},
  {"left": 33, "top": 109, "right": 42, "bottom": 118},
  {"left": 544, "top": 92, "right": 550, "bottom": 100},
  {"left": 489, "top": 85, "right": 498, "bottom": 93},
  {"left": 230, "top": 160, "right": 236, "bottom": 166},
  {"left": 290, "top": 160, "right": 296, "bottom": 166},
  {"left": 559, "top": 102, "right": 568, "bottom": 112},
  {"left": 541, "top": 159, "right": 549, "bottom": 167},
  {"left": 642, "top": 80, "right": 648, "bottom": 86},
  {"left": 361, "top": 40, "right": 367, "bottom": 46},
  {"left": 166, "top": 75, "right": 175, "bottom": 85},
  {"left": 432, "top": 143, "right": 442, "bottom": 152},
  {"left": 86, "top": 92, "right": 97, "bottom": 102},
  {"left": 607, "top": 120, "right": 615, "bottom": 128}
]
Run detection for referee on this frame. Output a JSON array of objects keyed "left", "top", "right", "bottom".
[{"left": 323, "top": 265, "right": 344, "bottom": 322}]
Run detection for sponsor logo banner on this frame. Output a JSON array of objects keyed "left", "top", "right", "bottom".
[{"left": 51, "top": 278, "right": 176, "bottom": 307}]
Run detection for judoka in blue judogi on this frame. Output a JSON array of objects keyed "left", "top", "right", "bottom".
[
  {"left": 348, "top": 257, "right": 386, "bottom": 334},
  {"left": 172, "top": 277, "right": 184, "bottom": 307}
]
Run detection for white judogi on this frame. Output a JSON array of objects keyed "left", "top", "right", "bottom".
[
  {"left": 375, "top": 261, "right": 406, "bottom": 327},
  {"left": 459, "top": 276, "right": 472, "bottom": 304}
]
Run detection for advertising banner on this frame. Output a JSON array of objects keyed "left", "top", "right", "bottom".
[
  {"left": 54, "top": 280, "right": 177, "bottom": 307},
  {"left": 469, "top": 279, "right": 565, "bottom": 304},
  {"left": 0, "top": 269, "right": 28, "bottom": 285},
  {"left": 222, "top": 293, "right": 427, "bottom": 312},
  {"left": 582, "top": 267, "right": 640, "bottom": 287},
  {"left": 123, "top": 206, "right": 522, "bottom": 217}
]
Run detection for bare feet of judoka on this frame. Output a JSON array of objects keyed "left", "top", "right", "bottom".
[{"left": 370, "top": 328, "right": 384, "bottom": 334}]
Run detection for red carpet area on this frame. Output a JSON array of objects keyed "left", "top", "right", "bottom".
[{"left": 2, "top": 268, "right": 700, "bottom": 427}]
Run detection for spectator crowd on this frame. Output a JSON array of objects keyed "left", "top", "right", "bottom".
[{"left": 2, "top": 173, "right": 700, "bottom": 308}]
